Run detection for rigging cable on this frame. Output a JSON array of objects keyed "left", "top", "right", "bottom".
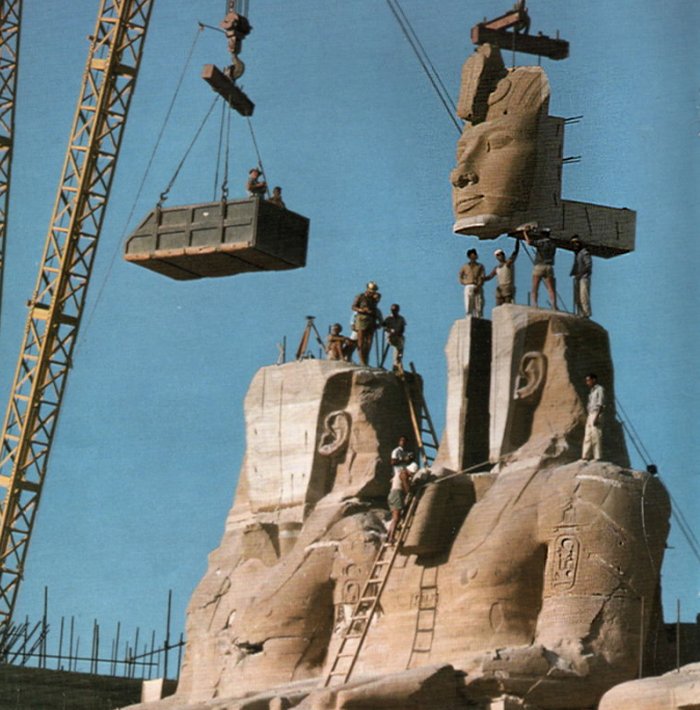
[
  {"left": 246, "top": 116, "right": 270, "bottom": 198},
  {"left": 79, "top": 24, "right": 204, "bottom": 346},
  {"left": 221, "top": 102, "right": 232, "bottom": 201},
  {"left": 615, "top": 396, "right": 700, "bottom": 565},
  {"left": 213, "top": 98, "right": 227, "bottom": 200},
  {"left": 385, "top": 0, "right": 461, "bottom": 134},
  {"left": 158, "top": 96, "right": 219, "bottom": 207},
  {"left": 391, "top": 0, "right": 457, "bottom": 116}
]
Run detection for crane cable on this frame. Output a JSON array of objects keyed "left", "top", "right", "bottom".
[
  {"left": 213, "top": 99, "right": 227, "bottom": 200},
  {"left": 79, "top": 24, "right": 204, "bottom": 349},
  {"left": 212, "top": 97, "right": 233, "bottom": 201},
  {"left": 385, "top": 0, "right": 461, "bottom": 134},
  {"left": 246, "top": 116, "right": 270, "bottom": 198},
  {"left": 614, "top": 395, "right": 700, "bottom": 565},
  {"left": 220, "top": 102, "right": 232, "bottom": 201},
  {"left": 157, "top": 96, "right": 219, "bottom": 207}
]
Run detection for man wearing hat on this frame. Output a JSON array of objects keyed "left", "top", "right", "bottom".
[
  {"left": 524, "top": 226, "right": 557, "bottom": 309},
  {"left": 570, "top": 235, "right": 592, "bottom": 318},
  {"left": 484, "top": 239, "right": 520, "bottom": 306},
  {"left": 246, "top": 167, "right": 267, "bottom": 197},
  {"left": 352, "top": 281, "right": 382, "bottom": 366}
]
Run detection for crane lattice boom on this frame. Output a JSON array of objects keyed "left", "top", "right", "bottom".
[
  {"left": 0, "top": 0, "right": 23, "bottom": 329},
  {"left": 0, "top": 0, "right": 154, "bottom": 632}
]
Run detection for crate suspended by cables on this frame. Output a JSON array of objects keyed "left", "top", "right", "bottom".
[
  {"left": 123, "top": 1, "right": 310, "bottom": 280},
  {"left": 124, "top": 197, "right": 309, "bottom": 280}
]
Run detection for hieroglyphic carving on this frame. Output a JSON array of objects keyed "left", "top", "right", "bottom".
[{"left": 551, "top": 534, "right": 580, "bottom": 590}]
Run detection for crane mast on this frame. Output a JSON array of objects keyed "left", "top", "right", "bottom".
[
  {"left": 0, "top": 0, "right": 154, "bottom": 632},
  {"left": 0, "top": 0, "right": 22, "bottom": 328}
]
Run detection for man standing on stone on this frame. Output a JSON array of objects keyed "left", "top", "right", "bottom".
[
  {"left": 459, "top": 248, "right": 485, "bottom": 318},
  {"left": 387, "top": 436, "right": 412, "bottom": 544},
  {"left": 524, "top": 226, "right": 557, "bottom": 309},
  {"left": 570, "top": 236, "right": 592, "bottom": 318},
  {"left": 352, "top": 281, "right": 381, "bottom": 366},
  {"left": 383, "top": 303, "right": 406, "bottom": 370},
  {"left": 484, "top": 239, "right": 520, "bottom": 306},
  {"left": 582, "top": 372, "right": 605, "bottom": 461}
]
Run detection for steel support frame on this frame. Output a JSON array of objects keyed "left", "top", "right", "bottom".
[
  {"left": 0, "top": 0, "right": 154, "bottom": 631},
  {"left": 0, "top": 0, "right": 23, "bottom": 328}
]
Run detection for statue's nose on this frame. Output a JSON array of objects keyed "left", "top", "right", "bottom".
[{"left": 451, "top": 165, "right": 479, "bottom": 188}]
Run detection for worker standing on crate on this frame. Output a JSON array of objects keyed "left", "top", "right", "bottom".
[
  {"left": 246, "top": 167, "right": 267, "bottom": 197},
  {"left": 387, "top": 436, "right": 414, "bottom": 544}
]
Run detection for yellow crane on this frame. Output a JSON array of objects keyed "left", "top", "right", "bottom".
[
  {"left": 0, "top": 0, "right": 22, "bottom": 328},
  {"left": 0, "top": 0, "right": 154, "bottom": 633}
]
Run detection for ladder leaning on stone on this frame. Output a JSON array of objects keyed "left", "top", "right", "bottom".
[
  {"left": 321, "top": 489, "right": 422, "bottom": 688},
  {"left": 397, "top": 361, "right": 439, "bottom": 467},
  {"left": 321, "top": 362, "right": 437, "bottom": 688}
]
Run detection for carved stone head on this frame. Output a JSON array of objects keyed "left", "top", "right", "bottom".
[
  {"left": 489, "top": 305, "right": 629, "bottom": 465},
  {"left": 239, "top": 361, "right": 416, "bottom": 523},
  {"left": 452, "top": 45, "right": 550, "bottom": 238}
]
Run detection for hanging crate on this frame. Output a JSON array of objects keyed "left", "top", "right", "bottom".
[{"left": 123, "top": 197, "right": 309, "bottom": 280}]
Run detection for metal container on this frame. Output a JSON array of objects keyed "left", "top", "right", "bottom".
[{"left": 124, "top": 197, "right": 309, "bottom": 280}]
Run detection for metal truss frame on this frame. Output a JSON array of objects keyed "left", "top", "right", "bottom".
[
  {"left": 0, "top": 0, "right": 23, "bottom": 328},
  {"left": 0, "top": 0, "right": 155, "bottom": 631}
]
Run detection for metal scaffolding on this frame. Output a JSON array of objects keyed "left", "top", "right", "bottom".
[{"left": 0, "top": 0, "right": 155, "bottom": 632}]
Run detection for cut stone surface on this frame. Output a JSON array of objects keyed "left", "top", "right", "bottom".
[
  {"left": 598, "top": 662, "right": 700, "bottom": 709},
  {"left": 124, "top": 307, "right": 671, "bottom": 710},
  {"left": 451, "top": 44, "right": 635, "bottom": 256}
]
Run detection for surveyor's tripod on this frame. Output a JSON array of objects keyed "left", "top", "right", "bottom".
[{"left": 295, "top": 315, "right": 326, "bottom": 360}]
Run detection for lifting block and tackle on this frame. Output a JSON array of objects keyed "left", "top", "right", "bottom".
[{"left": 202, "top": 1, "right": 255, "bottom": 115}]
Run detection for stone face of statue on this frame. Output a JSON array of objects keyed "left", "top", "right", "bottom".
[
  {"left": 451, "top": 111, "right": 539, "bottom": 236},
  {"left": 176, "top": 361, "right": 418, "bottom": 702},
  {"left": 451, "top": 47, "right": 550, "bottom": 238}
]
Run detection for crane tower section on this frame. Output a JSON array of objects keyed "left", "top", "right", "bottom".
[
  {"left": 0, "top": 0, "right": 22, "bottom": 326},
  {"left": 0, "top": 0, "right": 154, "bottom": 631}
]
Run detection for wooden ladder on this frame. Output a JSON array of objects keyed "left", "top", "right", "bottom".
[
  {"left": 397, "top": 362, "right": 440, "bottom": 466},
  {"left": 321, "top": 490, "right": 422, "bottom": 688},
  {"left": 320, "top": 360, "right": 438, "bottom": 688}
]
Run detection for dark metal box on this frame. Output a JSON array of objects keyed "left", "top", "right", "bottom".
[{"left": 124, "top": 197, "right": 309, "bottom": 280}]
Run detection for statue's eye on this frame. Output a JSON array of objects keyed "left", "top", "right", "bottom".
[{"left": 487, "top": 133, "right": 513, "bottom": 151}]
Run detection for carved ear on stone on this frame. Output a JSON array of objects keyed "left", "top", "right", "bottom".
[
  {"left": 514, "top": 351, "right": 546, "bottom": 404},
  {"left": 318, "top": 411, "right": 352, "bottom": 456}
]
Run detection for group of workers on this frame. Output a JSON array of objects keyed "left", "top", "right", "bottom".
[
  {"left": 459, "top": 226, "right": 593, "bottom": 318},
  {"left": 246, "top": 167, "right": 285, "bottom": 208},
  {"left": 325, "top": 282, "right": 407, "bottom": 369}
]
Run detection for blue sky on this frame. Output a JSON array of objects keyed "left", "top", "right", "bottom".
[{"left": 1, "top": 1, "right": 698, "bottom": 665}]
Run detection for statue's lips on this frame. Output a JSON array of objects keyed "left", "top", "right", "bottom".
[
  {"left": 453, "top": 214, "right": 510, "bottom": 238},
  {"left": 456, "top": 195, "right": 484, "bottom": 213}
]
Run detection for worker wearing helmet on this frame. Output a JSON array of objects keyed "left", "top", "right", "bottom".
[{"left": 352, "top": 282, "right": 382, "bottom": 366}]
